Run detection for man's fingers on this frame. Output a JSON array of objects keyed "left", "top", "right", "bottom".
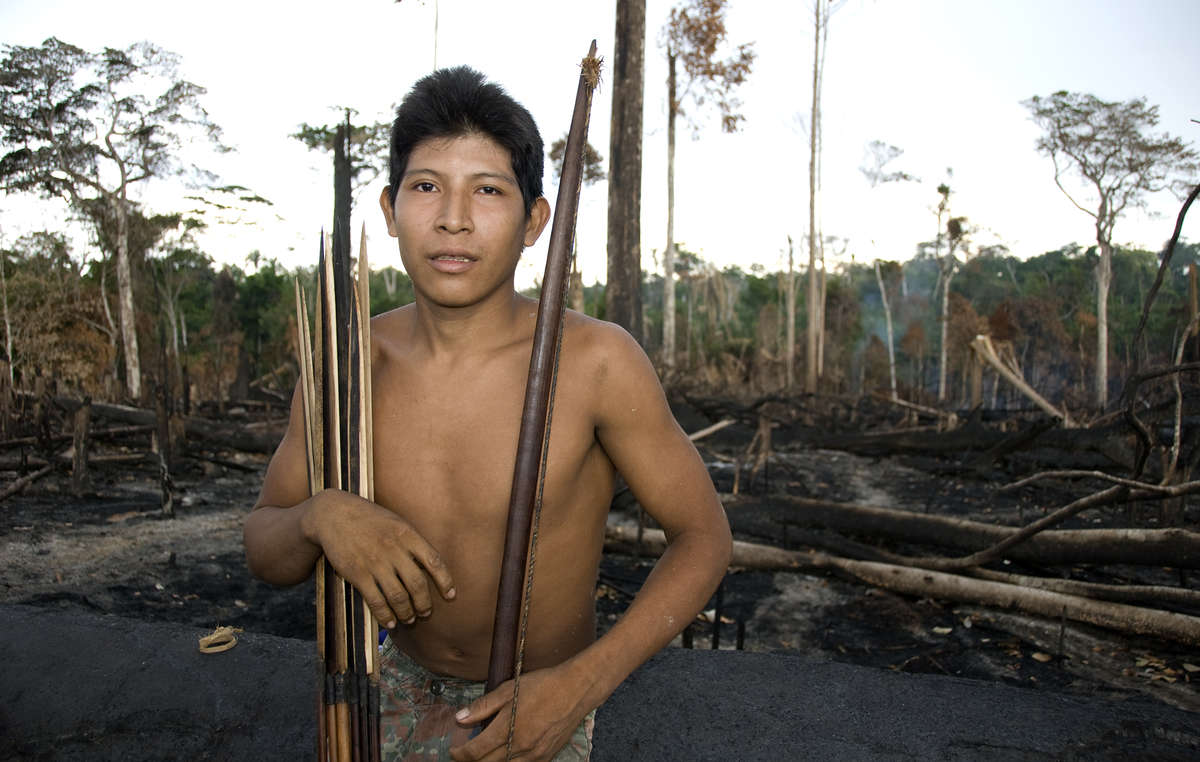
[
  {"left": 448, "top": 714, "right": 506, "bottom": 761},
  {"left": 413, "top": 545, "right": 456, "bottom": 600},
  {"left": 376, "top": 575, "right": 417, "bottom": 624},
  {"left": 384, "top": 521, "right": 455, "bottom": 602},
  {"left": 357, "top": 579, "right": 405, "bottom": 629},
  {"left": 389, "top": 556, "right": 433, "bottom": 616}
]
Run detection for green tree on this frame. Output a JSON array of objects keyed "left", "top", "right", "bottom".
[
  {"left": 0, "top": 38, "right": 227, "bottom": 401},
  {"left": 236, "top": 256, "right": 295, "bottom": 390},
  {"left": 1023, "top": 91, "right": 1198, "bottom": 408}
]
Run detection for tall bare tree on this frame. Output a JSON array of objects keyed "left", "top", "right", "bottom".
[
  {"left": 860, "top": 140, "right": 915, "bottom": 401},
  {"left": 874, "top": 259, "right": 900, "bottom": 401},
  {"left": 661, "top": 0, "right": 754, "bottom": 368},
  {"left": 0, "top": 38, "right": 226, "bottom": 401},
  {"left": 937, "top": 214, "right": 969, "bottom": 403},
  {"left": 606, "top": 0, "right": 647, "bottom": 340},
  {"left": 1023, "top": 91, "right": 1198, "bottom": 409},
  {"left": 805, "top": 0, "right": 841, "bottom": 393}
]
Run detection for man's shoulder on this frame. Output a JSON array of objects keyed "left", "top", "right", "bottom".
[
  {"left": 562, "top": 311, "right": 658, "bottom": 393},
  {"left": 563, "top": 311, "right": 644, "bottom": 362}
]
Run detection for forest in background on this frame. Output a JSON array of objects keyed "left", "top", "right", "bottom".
[
  {"left": 3, "top": 220, "right": 1199, "bottom": 417},
  {"left": 0, "top": 4, "right": 1196, "bottom": 425}
]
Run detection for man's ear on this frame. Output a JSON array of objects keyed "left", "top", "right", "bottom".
[
  {"left": 523, "top": 197, "right": 551, "bottom": 247},
  {"left": 379, "top": 187, "right": 399, "bottom": 237}
]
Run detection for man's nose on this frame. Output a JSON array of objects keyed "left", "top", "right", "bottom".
[{"left": 436, "top": 189, "right": 473, "bottom": 233}]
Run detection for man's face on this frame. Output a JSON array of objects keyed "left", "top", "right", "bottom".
[{"left": 380, "top": 133, "right": 549, "bottom": 310}]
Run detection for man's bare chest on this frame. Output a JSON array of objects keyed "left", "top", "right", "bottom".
[
  {"left": 363, "top": 342, "right": 606, "bottom": 532},
  {"left": 368, "top": 366, "right": 524, "bottom": 513}
]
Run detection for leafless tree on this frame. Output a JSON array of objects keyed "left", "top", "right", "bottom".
[{"left": 660, "top": 0, "right": 754, "bottom": 369}]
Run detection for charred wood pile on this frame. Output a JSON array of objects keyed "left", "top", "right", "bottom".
[
  {"left": 0, "top": 385, "right": 288, "bottom": 505},
  {"left": 611, "top": 208, "right": 1200, "bottom": 704}
]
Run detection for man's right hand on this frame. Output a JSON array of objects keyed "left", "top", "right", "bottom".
[{"left": 303, "top": 489, "right": 457, "bottom": 629}]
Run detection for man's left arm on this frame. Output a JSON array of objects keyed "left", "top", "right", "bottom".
[{"left": 451, "top": 326, "right": 731, "bottom": 761}]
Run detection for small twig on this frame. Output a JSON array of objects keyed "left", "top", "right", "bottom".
[{"left": 687, "top": 418, "right": 735, "bottom": 442}]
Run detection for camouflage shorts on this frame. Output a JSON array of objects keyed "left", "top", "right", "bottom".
[{"left": 379, "top": 638, "right": 594, "bottom": 761}]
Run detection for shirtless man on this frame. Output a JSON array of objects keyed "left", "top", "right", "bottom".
[{"left": 243, "top": 66, "right": 731, "bottom": 761}]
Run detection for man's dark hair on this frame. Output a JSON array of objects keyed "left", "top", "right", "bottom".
[{"left": 388, "top": 66, "right": 544, "bottom": 216}]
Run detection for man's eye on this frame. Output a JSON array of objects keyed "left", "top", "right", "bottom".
[
  {"left": 479, "top": 186, "right": 501, "bottom": 195},
  {"left": 414, "top": 181, "right": 436, "bottom": 192}
]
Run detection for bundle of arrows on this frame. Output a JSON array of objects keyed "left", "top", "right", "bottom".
[{"left": 294, "top": 226, "right": 379, "bottom": 762}]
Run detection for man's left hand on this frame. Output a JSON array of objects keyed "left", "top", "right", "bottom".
[{"left": 448, "top": 663, "right": 590, "bottom": 762}]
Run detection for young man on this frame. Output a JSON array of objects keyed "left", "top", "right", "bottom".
[{"left": 244, "top": 66, "right": 731, "bottom": 761}]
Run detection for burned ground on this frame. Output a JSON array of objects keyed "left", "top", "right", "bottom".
[{"left": 1, "top": 397, "right": 1198, "bottom": 720}]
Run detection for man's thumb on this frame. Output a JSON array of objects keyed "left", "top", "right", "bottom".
[{"left": 455, "top": 683, "right": 510, "bottom": 725}]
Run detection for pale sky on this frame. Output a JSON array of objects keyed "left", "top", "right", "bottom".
[{"left": 2, "top": 0, "right": 1198, "bottom": 289}]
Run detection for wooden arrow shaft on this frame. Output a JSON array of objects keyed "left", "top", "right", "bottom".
[{"left": 486, "top": 40, "right": 601, "bottom": 694}]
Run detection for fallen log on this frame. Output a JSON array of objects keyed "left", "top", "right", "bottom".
[
  {"left": 52, "top": 397, "right": 285, "bottom": 454},
  {"left": 0, "top": 453, "right": 152, "bottom": 471},
  {"left": 870, "top": 392, "right": 958, "bottom": 427},
  {"left": 962, "top": 416, "right": 1059, "bottom": 470},
  {"left": 970, "top": 335, "right": 1072, "bottom": 426},
  {"left": 776, "top": 524, "right": 1200, "bottom": 612},
  {"left": 0, "top": 425, "right": 153, "bottom": 450},
  {"left": 0, "top": 463, "right": 55, "bottom": 501},
  {"left": 960, "top": 607, "right": 1200, "bottom": 714},
  {"left": 966, "top": 568, "right": 1200, "bottom": 613},
  {"left": 740, "top": 495, "right": 1200, "bottom": 569},
  {"left": 605, "top": 524, "right": 1200, "bottom": 646},
  {"left": 184, "top": 453, "right": 260, "bottom": 473}
]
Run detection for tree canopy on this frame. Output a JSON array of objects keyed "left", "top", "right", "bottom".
[
  {"left": 0, "top": 37, "right": 228, "bottom": 401},
  {"left": 1023, "top": 90, "right": 1198, "bottom": 408}
]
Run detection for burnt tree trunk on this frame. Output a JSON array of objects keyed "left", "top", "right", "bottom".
[
  {"left": 71, "top": 397, "right": 91, "bottom": 496},
  {"left": 607, "top": 525, "right": 1200, "bottom": 646},
  {"left": 605, "top": 0, "right": 646, "bottom": 342},
  {"left": 752, "top": 495, "right": 1200, "bottom": 569},
  {"left": 333, "top": 118, "right": 352, "bottom": 269}
]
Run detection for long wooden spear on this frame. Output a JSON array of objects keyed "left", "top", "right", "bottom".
[{"left": 485, "top": 38, "right": 601, "bottom": 718}]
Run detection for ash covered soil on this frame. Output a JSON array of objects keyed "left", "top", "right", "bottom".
[{"left": 2, "top": 406, "right": 1198, "bottom": 715}]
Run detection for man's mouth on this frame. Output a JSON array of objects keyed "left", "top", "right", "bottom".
[{"left": 429, "top": 253, "right": 477, "bottom": 273}]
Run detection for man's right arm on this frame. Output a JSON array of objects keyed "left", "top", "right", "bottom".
[
  {"left": 242, "top": 387, "right": 456, "bottom": 628},
  {"left": 242, "top": 386, "right": 325, "bottom": 585}
]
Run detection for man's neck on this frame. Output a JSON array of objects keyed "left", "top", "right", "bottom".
[{"left": 408, "top": 286, "right": 533, "bottom": 361}]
